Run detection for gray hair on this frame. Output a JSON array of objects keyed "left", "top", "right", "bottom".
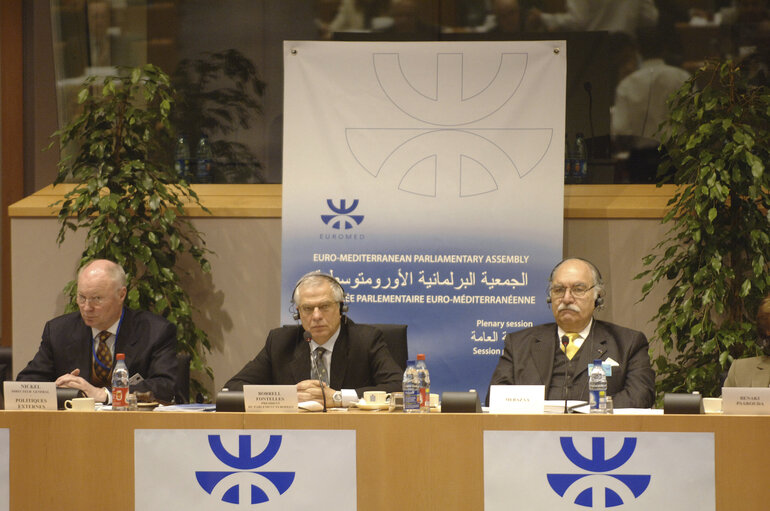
[
  {"left": 78, "top": 259, "right": 127, "bottom": 294},
  {"left": 547, "top": 258, "right": 606, "bottom": 310},
  {"left": 292, "top": 272, "right": 345, "bottom": 304}
]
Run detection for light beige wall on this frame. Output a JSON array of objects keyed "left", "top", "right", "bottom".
[{"left": 11, "top": 216, "right": 669, "bottom": 395}]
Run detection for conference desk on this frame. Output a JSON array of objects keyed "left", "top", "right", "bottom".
[{"left": 0, "top": 410, "right": 767, "bottom": 510}]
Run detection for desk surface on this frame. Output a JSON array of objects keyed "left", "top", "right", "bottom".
[{"left": 1, "top": 411, "right": 767, "bottom": 510}]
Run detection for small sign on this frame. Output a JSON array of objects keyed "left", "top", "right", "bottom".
[
  {"left": 3, "top": 381, "right": 57, "bottom": 410},
  {"left": 243, "top": 385, "right": 299, "bottom": 412},
  {"left": 485, "top": 430, "right": 715, "bottom": 510},
  {"left": 135, "top": 429, "right": 356, "bottom": 510},
  {"left": 489, "top": 385, "right": 545, "bottom": 413},
  {"left": 722, "top": 387, "right": 770, "bottom": 415}
]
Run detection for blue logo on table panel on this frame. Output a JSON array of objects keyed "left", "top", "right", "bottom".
[
  {"left": 547, "top": 437, "right": 651, "bottom": 508},
  {"left": 195, "top": 434, "right": 295, "bottom": 505},
  {"left": 321, "top": 199, "right": 364, "bottom": 230}
]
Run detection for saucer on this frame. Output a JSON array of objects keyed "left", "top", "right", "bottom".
[{"left": 356, "top": 401, "right": 390, "bottom": 410}]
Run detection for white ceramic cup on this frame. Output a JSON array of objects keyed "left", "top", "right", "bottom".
[
  {"left": 64, "top": 397, "right": 95, "bottom": 411},
  {"left": 363, "top": 391, "right": 390, "bottom": 405},
  {"left": 429, "top": 392, "right": 440, "bottom": 408},
  {"left": 703, "top": 397, "right": 722, "bottom": 413}
]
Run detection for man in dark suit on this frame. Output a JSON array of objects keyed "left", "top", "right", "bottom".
[
  {"left": 224, "top": 272, "right": 402, "bottom": 407},
  {"left": 17, "top": 259, "right": 177, "bottom": 403},
  {"left": 488, "top": 258, "right": 655, "bottom": 408}
]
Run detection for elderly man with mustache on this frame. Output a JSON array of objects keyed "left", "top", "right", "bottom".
[{"left": 488, "top": 258, "right": 655, "bottom": 408}]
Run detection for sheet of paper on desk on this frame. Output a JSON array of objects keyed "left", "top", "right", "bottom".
[{"left": 154, "top": 403, "right": 216, "bottom": 412}]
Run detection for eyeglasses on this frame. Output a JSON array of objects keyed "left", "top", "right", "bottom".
[
  {"left": 549, "top": 284, "right": 595, "bottom": 299},
  {"left": 298, "top": 301, "right": 338, "bottom": 315},
  {"left": 76, "top": 294, "right": 105, "bottom": 306}
]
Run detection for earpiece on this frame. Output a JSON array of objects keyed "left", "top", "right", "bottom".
[{"left": 290, "top": 271, "right": 348, "bottom": 320}]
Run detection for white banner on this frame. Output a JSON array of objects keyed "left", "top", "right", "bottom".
[
  {"left": 135, "top": 429, "right": 356, "bottom": 510},
  {"left": 484, "top": 431, "right": 715, "bottom": 511},
  {"left": 282, "top": 41, "right": 566, "bottom": 395},
  {"left": 0, "top": 428, "right": 7, "bottom": 511}
]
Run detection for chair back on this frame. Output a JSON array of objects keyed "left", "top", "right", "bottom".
[
  {"left": 368, "top": 324, "right": 408, "bottom": 371},
  {"left": 175, "top": 352, "right": 192, "bottom": 404}
]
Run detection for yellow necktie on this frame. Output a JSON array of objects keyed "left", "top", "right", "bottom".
[{"left": 562, "top": 332, "right": 580, "bottom": 360}]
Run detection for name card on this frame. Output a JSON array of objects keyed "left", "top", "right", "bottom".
[
  {"left": 243, "top": 385, "right": 299, "bottom": 412},
  {"left": 489, "top": 385, "right": 544, "bottom": 413},
  {"left": 721, "top": 387, "right": 770, "bottom": 415},
  {"left": 3, "top": 381, "right": 57, "bottom": 410}
]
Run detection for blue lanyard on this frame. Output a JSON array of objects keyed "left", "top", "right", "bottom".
[{"left": 92, "top": 308, "right": 125, "bottom": 370}]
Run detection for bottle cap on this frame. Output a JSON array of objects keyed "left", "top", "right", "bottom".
[
  {"left": 116, "top": 353, "right": 125, "bottom": 360},
  {"left": 416, "top": 353, "right": 425, "bottom": 360}
]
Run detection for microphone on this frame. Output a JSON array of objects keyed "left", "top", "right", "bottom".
[
  {"left": 304, "top": 331, "right": 327, "bottom": 412},
  {"left": 561, "top": 335, "right": 571, "bottom": 414}
]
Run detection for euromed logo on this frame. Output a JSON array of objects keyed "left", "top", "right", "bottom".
[
  {"left": 547, "top": 437, "right": 651, "bottom": 508},
  {"left": 346, "top": 51, "right": 552, "bottom": 198},
  {"left": 321, "top": 199, "right": 364, "bottom": 230},
  {"left": 195, "top": 434, "right": 295, "bottom": 505}
]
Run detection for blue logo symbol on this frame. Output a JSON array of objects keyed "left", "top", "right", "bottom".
[
  {"left": 321, "top": 199, "right": 364, "bottom": 230},
  {"left": 547, "top": 437, "right": 651, "bottom": 508},
  {"left": 195, "top": 434, "right": 295, "bottom": 505}
]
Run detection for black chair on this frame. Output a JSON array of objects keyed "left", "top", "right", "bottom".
[
  {"left": 175, "top": 352, "right": 192, "bottom": 404},
  {"left": 368, "top": 324, "right": 408, "bottom": 371},
  {"left": 0, "top": 346, "right": 11, "bottom": 383}
]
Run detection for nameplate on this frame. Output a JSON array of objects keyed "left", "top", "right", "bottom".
[
  {"left": 243, "top": 385, "right": 299, "bottom": 412},
  {"left": 3, "top": 381, "right": 57, "bottom": 410},
  {"left": 489, "top": 385, "right": 544, "bottom": 413},
  {"left": 721, "top": 387, "right": 770, "bottom": 415}
]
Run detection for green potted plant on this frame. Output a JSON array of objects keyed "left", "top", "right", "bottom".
[
  {"left": 51, "top": 64, "right": 214, "bottom": 399},
  {"left": 637, "top": 58, "right": 770, "bottom": 398}
]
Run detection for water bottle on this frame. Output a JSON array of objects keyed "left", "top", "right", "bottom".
[
  {"left": 402, "top": 360, "right": 420, "bottom": 413},
  {"left": 415, "top": 353, "right": 430, "bottom": 413},
  {"left": 588, "top": 359, "right": 607, "bottom": 414},
  {"left": 111, "top": 353, "right": 129, "bottom": 411},
  {"left": 195, "top": 135, "right": 213, "bottom": 183},
  {"left": 174, "top": 135, "right": 191, "bottom": 181},
  {"left": 575, "top": 132, "right": 588, "bottom": 182}
]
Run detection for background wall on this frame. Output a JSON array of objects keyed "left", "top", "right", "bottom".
[{"left": 11, "top": 215, "right": 669, "bottom": 396}]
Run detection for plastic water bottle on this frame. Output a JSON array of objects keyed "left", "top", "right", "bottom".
[
  {"left": 196, "top": 135, "right": 213, "bottom": 183},
  {"left": 174, "top": 135, "right": 190, "bottom": 181},
  {"left": 111, "top": 353, "right": 129, "bottom": 411},
  {"left": 402, "top": 360, "right": 420, "bottom": 413},
  {"left": 415, "top": 353, "right": 430, "bottom": 413},
  {"left": 575, "top": 132, "right": 588, "bottom": 182},
  {"left": 588, "top": 359, "right": 607, "bottom": 414}
]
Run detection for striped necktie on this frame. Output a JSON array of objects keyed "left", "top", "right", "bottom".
[
  {"left": 312, "top": 347, "right": 329, "bottom": 386},
  {"left": 92, "top": 330, "right": 113, "bottom": 386}
]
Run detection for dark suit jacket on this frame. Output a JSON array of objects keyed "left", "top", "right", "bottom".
[
  {"left": 488, "top": 320, "right": 655, "bottom": 408},
  {"left": 224, "top": 320, "right": 403, "bottom": 396},
  {"left": 17, "top": 308, "right": 178, "bottom": 402}
]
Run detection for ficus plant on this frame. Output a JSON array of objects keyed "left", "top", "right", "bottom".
[
  {"left": 637, "top": 58, "right": 770, "bottom": 399},
  {"left": 51, "top": 64, "right": 214, "bottom": 400}
]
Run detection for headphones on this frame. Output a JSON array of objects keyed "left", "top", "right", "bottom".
[
  {"left": 290, "top": 271, "right": 348, "bottom": 320},
  {"left": 545, "top": 257, "right": 605, "bottom": 309}
]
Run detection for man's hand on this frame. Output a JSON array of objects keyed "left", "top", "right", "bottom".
[
  {"left": 55, "top": 369, "right": 108, "bottom": 403},
  {"left": 296, "top": 379, "right": 335, "bottom": 404}
]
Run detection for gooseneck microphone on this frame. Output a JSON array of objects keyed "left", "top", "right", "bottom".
[
  {"left": 561, "top": 335, "right": 571, "bottom": 414},
  {"left": 304, "top": 331, "right": 327, "bottom": 412}
]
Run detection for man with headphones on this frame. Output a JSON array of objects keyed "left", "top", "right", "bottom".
[
  {"left": 223, "top": 272, "right": 403, "bottom": 406},
  {"left": 488, "top": 258, "right": 655, "bottom": 408}
]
